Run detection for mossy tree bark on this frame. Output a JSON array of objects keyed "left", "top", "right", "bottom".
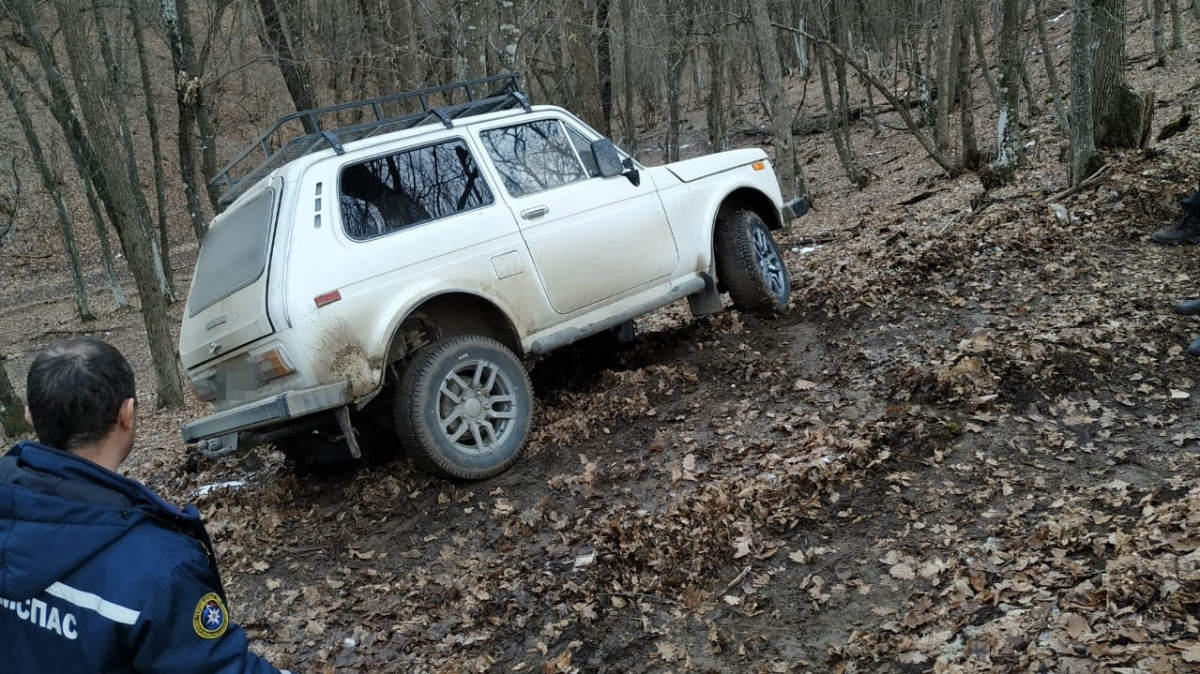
[
  {"left": 1070, "top": 0, "right": 1104, "bottom": 186},
  {"left": 0, "top": 358, "right": 31, "bottom": 440},
  {"left": 1092, "top": 0, "right": 1154, "bottom": 149}
]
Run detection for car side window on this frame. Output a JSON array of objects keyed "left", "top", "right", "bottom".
[
  {"left": 565, "top": 126, "right": 601, "bottom": 178},
  {"left": 479, "top": 120, "right": 588, "bottom": 197},
  {"left": 339, "top": 139, "right": 493, "bottom": 241}
]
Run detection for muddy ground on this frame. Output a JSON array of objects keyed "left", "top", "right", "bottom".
[{"left": 4, "top": 11, "right": 1200, "bottom": 674}]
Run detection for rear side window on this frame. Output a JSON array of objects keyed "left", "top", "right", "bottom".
[
  {"left": 480, "top": 120, "right": 588, "bottom": 197},
  {"left": 188, "top": 188, "right": 275, "bottom": 317},
  {"left": 340, "top": 139, "right": 493, "bottom": 241}
]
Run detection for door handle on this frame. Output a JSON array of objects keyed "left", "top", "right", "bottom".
[{"left": 521, "top": 206, "right": 549, "bottom": 220}]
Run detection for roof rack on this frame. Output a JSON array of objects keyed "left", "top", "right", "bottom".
[{"left": 210, "top": 73, "right": 529, "bottom": 207}]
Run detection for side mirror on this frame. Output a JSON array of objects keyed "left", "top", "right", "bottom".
[
  {"left": 591, "top": 139, "right": 624, "bottom": 178},
  {"left": 622, "top": 157, "right": 641, "bottom": 187}
]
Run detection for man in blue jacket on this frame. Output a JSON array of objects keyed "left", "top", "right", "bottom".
[{"left": 0, "top": 337, "right": 290, "bottom": 673}]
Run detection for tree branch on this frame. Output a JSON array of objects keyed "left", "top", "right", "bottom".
[
  {"left": 0, "top": 157, "right": 19, "bottom": 248},
  {"left": 770, "top": 20, "right": 959, "bottom": 177}
]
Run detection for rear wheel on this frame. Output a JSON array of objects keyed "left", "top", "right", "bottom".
[
  {"left": 714, "top": 209, "right": 791, "bottom": 314},
  {"left": 394, "top": 335, "right": 533, "bottom": 480}
]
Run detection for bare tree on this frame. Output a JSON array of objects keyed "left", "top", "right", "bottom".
[
  {"left": 1069, "top": 0, "right": 1103, "bottom": 185},
  {"left": 1152, "top": 0, "right": 1167, "bottom": 65},
  {"left": 1034, "top": 0, "right": 1071, "bottom": 137},
  {"left": 1167, "top": 0, "right": 1183, "bottom": 48},
  {"left": 992, "top": 0, "right": 1023, "bottom": 185},
  {"left": 161, "top": 0, "right": 212, "bottom": 236},
  {"left": 10, "top": 0, "right": 186, "bottom": 407},
  {"left": 595, "top": 0, "right": 614, "bottom": 136},
  {"left": 0, "top": 54, "right": 95, "bottom": 322},
  {"left": 752, "top": 0, "right": 804, "bottom": 195},
  {"left": 1, "top": 44, "right": 128, "bottom": 309},
  {"left": 257, "top": 0, "right": 319, "bottom": 128},
  {"left": 1092, "top": 0, "right": 1154, "bottom": 148},
  {"left": 775, "top": 21, "right": 958, "bottom": 176}
]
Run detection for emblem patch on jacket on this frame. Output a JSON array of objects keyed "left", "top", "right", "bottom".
[{"left": 192, "top": 593, "right": 229, "bottom": 639}]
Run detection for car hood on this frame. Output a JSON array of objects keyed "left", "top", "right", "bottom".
[{"left": 663, "top": 148, "right": 768, "bottom": 183}]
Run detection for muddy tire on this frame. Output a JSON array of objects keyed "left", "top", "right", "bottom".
[
  {"left": 394, "top": 336, "right": 533, "bottom": 480},
  {"left": 714, "top": 209, "right": 791, "bottom": 314}
]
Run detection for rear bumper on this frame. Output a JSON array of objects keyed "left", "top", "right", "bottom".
[
  {"left": 782, "top": 196, "right": 808, "bottom": 222},
  {"left": 181, "top": 382, "right": 348, "bottom": 443}
]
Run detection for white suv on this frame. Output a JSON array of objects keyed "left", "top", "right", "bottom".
[{"left": 179, "top": 74, "right": 806, "bottom": 480}]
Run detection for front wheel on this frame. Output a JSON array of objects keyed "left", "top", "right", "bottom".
[
  {"left": 714, "top": 209, "right": 791, "bottom": 314},
  {"left": 394, "top": 336, "right": 533, "bottom": 480}
]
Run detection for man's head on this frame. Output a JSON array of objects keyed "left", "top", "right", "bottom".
[{"left": 25, "top": 338, "right": 137, "bottom": 466}]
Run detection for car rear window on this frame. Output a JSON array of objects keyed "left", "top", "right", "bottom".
[
  {"left": 187, "top": 188, "right": 276, "bottom": 317},
  {"left": 339, "top": 139, "right": 493, "bottom": 241}
]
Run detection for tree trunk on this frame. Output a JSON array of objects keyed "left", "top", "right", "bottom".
[
  {"left": 933, "top": 0, "right": 960, "bottom": 157},
  {"left": 969, "top": 0, "right": 1000, "bottom": 103},
  {"left": 1167, "top": 0, "right": 1183, "bottom": 48},
  {"left": 82, "top": 174, "right": 128, "bottom": 310},
  {"left": 704, "top": 8, "right": 727, "bottom": 152},
  {"left": 792, "top": 16, "right": 810, "bottom": 79},
  {"left": 817, "top": 45, "right": 863, "bottom": 187},
  {"left": 1070, "top": 0, "right": 1103, "bottom": 185},
  {"left": 663, "top": 0, "right": 692, "bottom": 162},
  {"left": 596, "top": 0, "right": 614, "bottom": 136},
  {"left": 188, "top": 0, "right": 224, "bottom": 211},
  {"left": 992, "top": 0, "right": 1022, "bottom": 184},
  {"left": 566, "top": 0, "right": 604, "bottom": 131},
  {"left": 1152, "top": 0, "right": 1167, "bottom": 64},
  {"left": 0, "top": 357, "right": 31, "bottom": 440},
  {"left": 90, "top": 0, "right": 174, "bottom": 303},
  {"left": 46, "top": 0, "right": 185, "bottom": 408},
  {"left": 777, "top": 21, "right": 958, "bottom": 176},
  {"left": 457, "top": 0, "right": 486, "bottom": 80},
  {"left": 1034, "top": 0, "right": 1071, "bottom": 136},
  {"left": 958, "top": 20, "right": 980, "bottom": 170},
  {"left": 1093, "top": 0, "right": 1154, "bottom": 148},
  {"left": 750, "top": 0, "right": 803, "bottom": 197},
  {"left": 131, "top": 0, "right": 174, "bottom": 297},
  {"left": 620, "top": 0, "right": 637, "bottom": 152},
  {"left": 0, "top": 57, "right": 94, "bottom": 322},
  {"left": 257, "top": 0, "right": 319, "bottom": 128},
  {"left": 161, "top": 0, "right": 209, "bottom": 238},
  {"left": 0, "top": 44, "right": 128, "bottom": 309}
]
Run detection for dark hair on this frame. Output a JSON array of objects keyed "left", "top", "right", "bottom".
[{"left": 26, "top": 337, "right": 136, "bottom": 452}]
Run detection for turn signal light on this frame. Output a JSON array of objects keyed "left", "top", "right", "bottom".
[
  {"left": 752, "top": 161, "right": 766, "bottom": 171},
  {"left": 252, "top": 348, "right": 296, "bottom": 384}
]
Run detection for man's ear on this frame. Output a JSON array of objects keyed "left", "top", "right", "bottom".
[
  {"left": 25, "top": 409, "right": 33, "bottom": 426},
  {"left": 117, "top": 398, "right": 136, "bottom": 430}
]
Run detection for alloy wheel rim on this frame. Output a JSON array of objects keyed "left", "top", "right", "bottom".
[
  {"left": 751, "top": 226, "right": 788, "bottom": 298},
  {"left": 436, "top": 358, "right": 518, "bottom": 456}
]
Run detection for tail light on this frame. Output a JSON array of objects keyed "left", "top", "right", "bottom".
[
  {"left": 252, "top": 347, "right": 296, "bottom": 384},
  {"left": 189, "top": 376, "right": 218, "bottom": 403}
]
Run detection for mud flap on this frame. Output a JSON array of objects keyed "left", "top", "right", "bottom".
[
  {"left": 688, "top": 272, "right": 723, "bottom": 316},
  {"left": 335, "top": 406, "right": 363, "bottom": 459}
]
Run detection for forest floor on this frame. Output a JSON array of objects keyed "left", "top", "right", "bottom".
[{"left": 5, "top": 13, "right": 1200, "bottom": 674}]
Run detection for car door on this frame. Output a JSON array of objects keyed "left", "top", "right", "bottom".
[{"left": 476, "top": 117, "right": 679, "bottom": 315}]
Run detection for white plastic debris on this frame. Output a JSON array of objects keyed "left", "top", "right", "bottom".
[
  {"left": 193, "top": 480, "right": 247, "bottom": 497},
  {"left": 1050, "top": 204, "right": 1071, "bottom": 224},
  {"left": 791, "top": 245, "right": 824, "bottom": 255}
]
